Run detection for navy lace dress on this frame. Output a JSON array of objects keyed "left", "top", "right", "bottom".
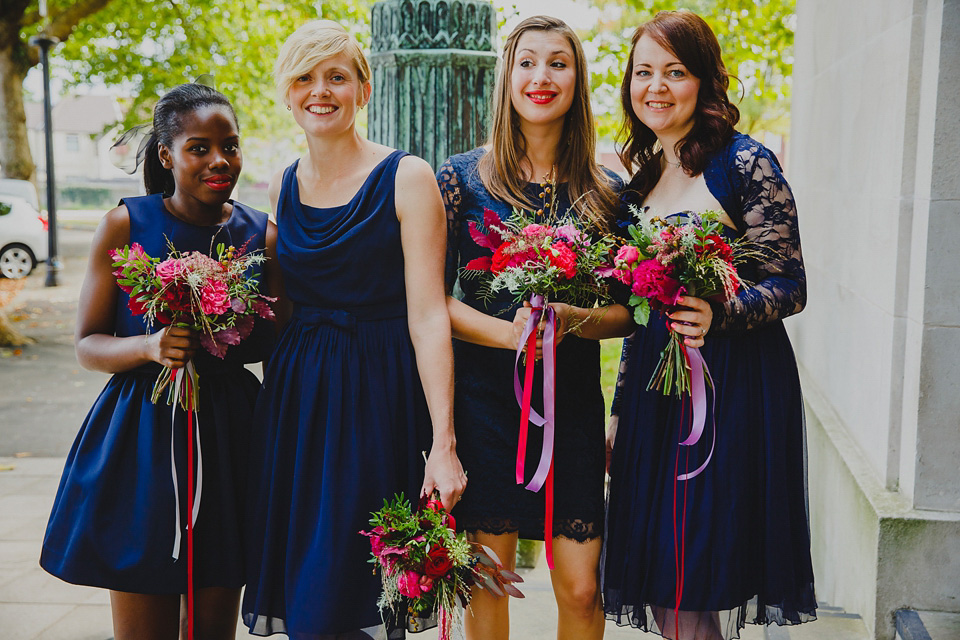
[
  {"left": 601, "top": 134, "right": 817, "bottom": 639},
  {"left": 243, "top": 151, "right": 433, "bottom": 639},
  {"left": 437, "top": 147, "right": 622, "bottom": 542},
  {"left": 40, "top": 194, "right": 272, "bottom": 593}
]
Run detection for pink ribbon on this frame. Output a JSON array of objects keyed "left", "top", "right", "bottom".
[
  {"left": 676, "top": 345, "right": 715, "bottom": 481},
  {"left": 513, "top": 293, "right": 557, "bottom": 569}
]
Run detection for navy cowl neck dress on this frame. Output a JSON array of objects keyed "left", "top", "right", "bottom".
[{"left": 243, "top": 151, "right": 432, "bottom": 640}]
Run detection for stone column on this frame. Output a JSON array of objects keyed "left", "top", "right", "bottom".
[{"left": 368, "top": 0, "right": 498, "bottom": 170}]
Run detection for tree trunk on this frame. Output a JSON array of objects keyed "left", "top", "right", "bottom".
[{"left": 0, "top": 6, "right": 36, "bottom": 182}]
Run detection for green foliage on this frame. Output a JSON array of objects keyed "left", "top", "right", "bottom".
[
  {"left": 53, "top": 1, "right": 373, "bottom": 131},
  {"left": 582, "top": 0, "right": 795, "bottom": 138}
]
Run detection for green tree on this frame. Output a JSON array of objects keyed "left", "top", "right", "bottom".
[
  {"left": 584, "top": 0, "right": 795, "bottom": 140},
  {"left": 0, "top": 0, "right": 371, "bottom": 183}
]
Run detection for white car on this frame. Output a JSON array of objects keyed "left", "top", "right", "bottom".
[{"left": 0, "top": 194, "right": 48, "bottom": 278}]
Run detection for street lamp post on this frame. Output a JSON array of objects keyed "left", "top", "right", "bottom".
[{"left": 28, "top": 33, "right": 61, "bottom": 287}]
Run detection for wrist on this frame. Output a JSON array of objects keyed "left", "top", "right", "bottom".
[{"left": 430, "top": 435, "right": 457, "bottom": 452}]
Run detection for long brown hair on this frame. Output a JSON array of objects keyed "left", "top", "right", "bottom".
[
  {"left": 618, "top": 10, "right": 740, "bottom": 197},
  {"left": 477, "top": 15, "right": 618, "bottom": 229}
]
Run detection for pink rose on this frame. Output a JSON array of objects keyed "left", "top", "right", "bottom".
[
  {"left": 155, "top": 258, "right": 186, "bottom": 286},
  {"left": 199, "top": 279, "right": 231, "bottom": 315},
  {"left": 615, "top": 245, "right": 640, "bottom": 268},
  {"left": 631, "top": 260, "right": 685, "bottom": 307},
  {"left": 548, "top": 242, "right": 577, "bottom": 280},
  {"left": 521, "top": 223, "right": 552, "bottom": 238},
  {"left": 397, "top": 570, "right": 432, "bottom": 598}
]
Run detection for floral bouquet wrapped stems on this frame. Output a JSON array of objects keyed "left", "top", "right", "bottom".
[
  {"left": 109, "top": 238, "right": 275, "bottom": 635},
  {"left": 361, "top": 493, "right": 523, "bottom": 640},
  {"left": 607, "top": 209, "right": 760, "bottom": 482},
  {"left": 110, "top": 239, "right": 277, "bottom": 408},
  {"left": 610, "top": 209, "right": 744, "bottom": 396},
  {"left": 462, "top": 205, "right": 615, "bottom": 569}
]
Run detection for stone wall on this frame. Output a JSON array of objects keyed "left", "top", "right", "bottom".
[{"left": 790, "top": 0, "right": 960, "bottom": 637}]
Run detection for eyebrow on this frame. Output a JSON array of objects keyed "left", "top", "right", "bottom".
[
  {"left": 635, "top": 61, "right": 684, "bottom": 67},
  {"left": 518, "top": 48, "right": 571, "bottom": 56}
]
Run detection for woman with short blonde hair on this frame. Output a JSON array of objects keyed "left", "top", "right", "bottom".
[{"left": 243, "top": 19, "right": 465, "bottom": 638}]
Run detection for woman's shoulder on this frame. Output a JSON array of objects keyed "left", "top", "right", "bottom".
[
  {"left": 599, "top": 165, "right": 626, "bottom": 191},
  {"left": 230, "top": 200, "right": 270, "bottom": 223},
  {"left": 715, "top": 132, "right": 782, "bottom": 172},
  {"left": 440, "top": 146, "right": 486, "bottom": 174}
]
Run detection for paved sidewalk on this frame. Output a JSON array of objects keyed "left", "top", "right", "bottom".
[{"left": 0, "top": 455, "right": 868, "bottom": 640}]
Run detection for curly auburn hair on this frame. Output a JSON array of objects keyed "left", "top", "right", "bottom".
[{"left": 617, "top": 10, "right": 740, "bottom": 197}]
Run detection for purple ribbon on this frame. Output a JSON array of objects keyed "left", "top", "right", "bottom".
[
  {"left": 513, "top": 294, "right": 556, "bottom": 492},
  {"left": 677, "top": 345, "right": 715, "bottom": 481}
]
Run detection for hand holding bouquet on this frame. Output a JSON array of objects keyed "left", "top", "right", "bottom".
[
  {"left": 361, "top": 493, "right": 523, "bottom": 639},
  {"left": 110, "top": 239, "right": 276, "bottom": 409},
  {"left": 462, "top": 203, "right": 614, "bottom": 570}
]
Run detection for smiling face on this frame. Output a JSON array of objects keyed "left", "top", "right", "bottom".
[
  {"left": 629, "top": 34, "right": 700, "bottom": 141},
  {"left": 158, "top": 104, "right": 241, "bottom": 209},
  {"left": 286, "top": 53, "right": 371, "bottom": 138},
  {"left": 509, "top": 30, "right": 577, "bottom": 129}
]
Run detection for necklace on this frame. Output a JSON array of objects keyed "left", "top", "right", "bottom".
[
  {"left": 663, "top": 155, "right": 682, "bottom": 169},
  {"left": 535, "top": 165, "right": 557, "bottom": 218}
]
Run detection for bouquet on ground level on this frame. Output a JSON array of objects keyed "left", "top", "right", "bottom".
[
  {"left": 361, "top": 493, "right": 523, "bottom": 640},
  {"left": 608, "top": 209, "right": 751, "bottom": 397},
  {"left": 109, "top": 239, "right": 276, "bottom": 409}
]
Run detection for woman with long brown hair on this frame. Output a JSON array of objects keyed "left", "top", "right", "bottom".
[
  {"left": 436, "top": 15, "right": 632, "bottom": 640},
  {"left": 602, "top": 10, "right": 817, "bottom": 640}
]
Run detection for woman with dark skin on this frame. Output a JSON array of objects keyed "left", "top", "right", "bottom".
[{"left": 40, "top": 84, "right": 280, "bottom": 640}]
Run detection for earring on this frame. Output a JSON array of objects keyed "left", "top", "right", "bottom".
[{"left": 286, "top": 104, "right": 291, "bottom": 111}]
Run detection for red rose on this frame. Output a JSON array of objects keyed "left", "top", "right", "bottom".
[
  {"left": 127, "top": 294, "right": 148, "bottom": 316},
  {"left": 423, "top": 544, "right": 454, "bottom": 578},
  {"left": 491, "top": 242, "right": 512, "bottom": 274}
]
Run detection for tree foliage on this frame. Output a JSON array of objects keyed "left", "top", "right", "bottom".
[
  {"left": 1, "top": 0, "right": 371, "bottom": 182},
  {"left": 582, "top": 0, "right": 795, "bottom": 139}
]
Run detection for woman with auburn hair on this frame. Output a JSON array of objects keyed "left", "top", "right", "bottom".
[
  {"left": 242, "top": 19, "right": 465, "bottom": 638},
  {"left": 602, "top": 10, "right": 817, "bottom": 640},
  {"left": 437, "top": 15, "right": 632, "bottom": 640}
]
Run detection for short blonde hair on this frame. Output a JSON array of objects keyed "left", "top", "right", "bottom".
[{"left": 274, "top": 20, "right": 371, "bottom": 102}]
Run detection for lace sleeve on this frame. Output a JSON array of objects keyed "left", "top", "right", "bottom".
[
  {"left": 436, "top": 159, "right": 463, "bottom": 295},
  {"left": 609, "top": 332, "right": 634, "bottom": 417},
  {"left": 712, "top": 146, "right": 806, "bottom": 332}
]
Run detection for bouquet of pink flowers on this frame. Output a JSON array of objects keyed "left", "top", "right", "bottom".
[
  {"left": 609, "top": 209, "right": 747, "bottom": 396},
  {"left": 463, "top": 208, "right": 615, "bottom": 311},
  {"left": 361, "top": 493, "right": 523, "bottom": 639},
  {"left": 110, "top": 239, "right": 276, "bottom": 409}
]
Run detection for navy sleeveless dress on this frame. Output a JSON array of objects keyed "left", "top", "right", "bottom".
[
  {"left": 436, "top": 148, "right": 622, "bottom": 542},
  {"left": 602, "top": 134, "right": 817, "bottom": 639},
  {"left": 243, "top": 151, "right": 432, "bottom": 639},
  {"left": 40, "top": 194, "right": 272, "bottom": 593}
]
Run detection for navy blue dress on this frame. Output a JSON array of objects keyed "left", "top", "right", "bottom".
[
  {"left": 437, "top": 148, "right": 622, "bottom": 542},
  {"left": 40, "top": 194, "right": 272, "bottom": 594},
  {"left": 243, "top": 151, "right": 432, "bottom": 639},
  {"left": 602, "top": 134, "right": 817, "bottom": 639}
]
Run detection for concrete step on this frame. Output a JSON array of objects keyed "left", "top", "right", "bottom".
[{"left": 897, "top": 609, "right": 960, "bottom": 640}]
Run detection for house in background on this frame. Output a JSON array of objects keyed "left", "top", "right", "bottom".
[{"left": 24, "top": 94, "right": 141, "bottom": 207}]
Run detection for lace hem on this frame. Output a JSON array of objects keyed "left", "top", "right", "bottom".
[{"left": 458, "top": 515, "right": 602, "bottom": 542}]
